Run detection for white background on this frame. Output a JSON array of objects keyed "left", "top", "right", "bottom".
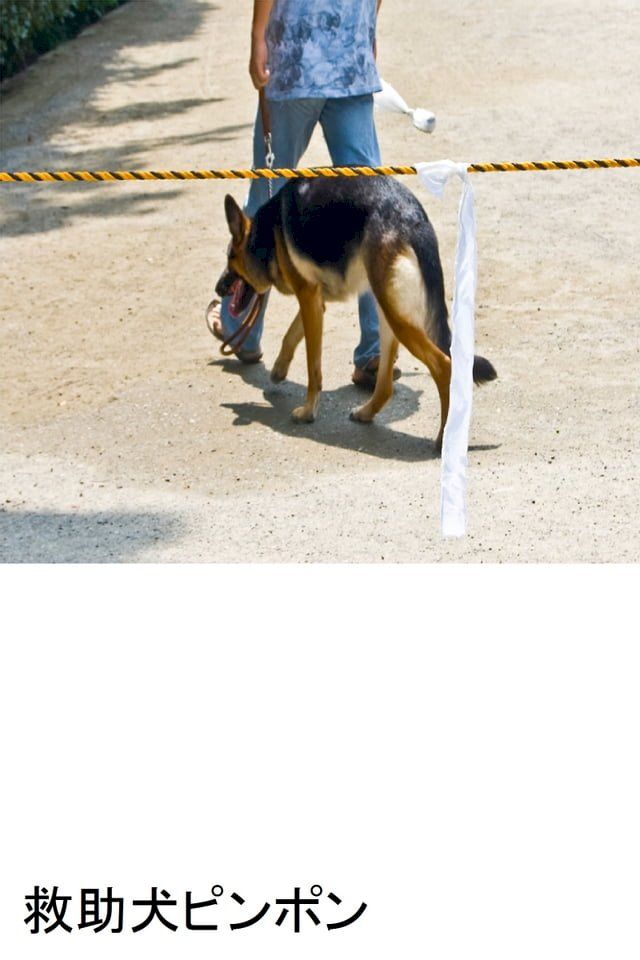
[{"left": 1, "top": 566, "right": 638, "bottom": 959}]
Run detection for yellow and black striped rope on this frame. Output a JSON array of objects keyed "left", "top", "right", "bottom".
[
  {"left": 0, "top": 165, "right": 415, "bottom": 182},
  {"left": 0, "top": 159, "right": 639, "bottom": 183},
  {"left": 467, "top": 158, "right": 640, "bottom": 173}
]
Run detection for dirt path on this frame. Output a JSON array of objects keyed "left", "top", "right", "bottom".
[{"left": 1, "top": 0, "right": 638, "bottom": 562}]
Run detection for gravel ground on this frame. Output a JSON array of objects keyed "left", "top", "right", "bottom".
[{"left": 1, "top": 0, "right": 638, "bottom": 562}]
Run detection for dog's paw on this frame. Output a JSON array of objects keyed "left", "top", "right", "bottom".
[
  {"left": 270, "top": 365, "right": 287, "bottom": 384},
  {"left": 291, "top": 405, "right": 316, "bottom": 423},
  {"left": 349, "top": 405, "right": 374, "bottom": 423}
]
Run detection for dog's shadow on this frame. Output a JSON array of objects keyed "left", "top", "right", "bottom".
[{"left": 210, "top": 358, "right": 499, "bottom": 463}]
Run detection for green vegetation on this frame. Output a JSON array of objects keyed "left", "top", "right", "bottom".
[{"left": 0, "top": 0, "right": 128, "bottom": 81}]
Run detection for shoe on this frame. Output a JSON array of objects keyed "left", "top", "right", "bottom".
[
  {"left": 205, "top": 299, "right": 263, "bottom": 364},
  {"left": 352, "top": 357, "right": 401, "bottom": 391}
]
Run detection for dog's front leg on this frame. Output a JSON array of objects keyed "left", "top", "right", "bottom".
[
  {"left": 291, "top": 286, "right": 323, "bottom": 423},
  {"left": 271, "top": 310, "right": 304, "bottom": 383}
]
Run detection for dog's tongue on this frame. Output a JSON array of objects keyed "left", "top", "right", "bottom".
[{"left": 230, "top": 279, "right": 246, "bottom": 314}]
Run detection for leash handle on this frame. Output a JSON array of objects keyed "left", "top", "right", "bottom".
[
  {"left": 205, "top": 295, "right": 265, "bottom": 355},
  {"left": 219, "top": 293, "right": 262, "bottom": 355}
]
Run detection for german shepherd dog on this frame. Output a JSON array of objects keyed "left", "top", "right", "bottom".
[{"left": 217, "top": 176, "right": 496, "bottom": 451}]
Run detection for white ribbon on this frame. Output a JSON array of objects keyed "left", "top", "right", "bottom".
[
  {"left": 374, "top": 78, "right": 436, "bottom": 133},
  {"left": 415, "top": 160, "right": 477, "bottom": 537}
]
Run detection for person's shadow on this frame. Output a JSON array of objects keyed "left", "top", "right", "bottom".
[{"left": 211, "top": 358, "right": 499, "bottom": 462}]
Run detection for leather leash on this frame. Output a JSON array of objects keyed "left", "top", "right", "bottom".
[
  {"left": 204, "top": 90, "right": 272, "bottom": 355},
  {"left": 218, "top": 88, "right": 272, "bottom": 351}
]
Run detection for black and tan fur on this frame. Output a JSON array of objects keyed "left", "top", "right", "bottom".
[{"left": 217, "top": 176, "right": 496, "bottom": 450}]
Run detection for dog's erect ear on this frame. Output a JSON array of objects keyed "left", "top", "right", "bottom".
[{"left": 224, "top": 194, "right": 247, "bottom": 245}]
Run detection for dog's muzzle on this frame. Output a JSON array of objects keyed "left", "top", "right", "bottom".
[
  {"left": 214, "top": 271, "right": 259, "bottom": 318},
  {"left": 215, "top": 267, "right": 239, "bottom": 299}
]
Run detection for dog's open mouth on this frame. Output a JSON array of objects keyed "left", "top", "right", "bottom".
[{"left": 229, "top": 278, "right": 258, "bottom": 318}]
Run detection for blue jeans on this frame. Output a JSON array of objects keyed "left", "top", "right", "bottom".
[{"left": 220, "top": 94, "right": 382, "bottom": 367}]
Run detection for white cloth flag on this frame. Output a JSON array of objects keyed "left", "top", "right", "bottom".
[{"left": 415, "top": 161, "right": 477, "bottom": 537}]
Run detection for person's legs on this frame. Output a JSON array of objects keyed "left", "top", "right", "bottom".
[
  {"left": 320, "top": 93, "right": 382, "bottom": 167},
  {"left": 218, "top": 99, "right": 322, "bottom": 355},
  {"left": 320, "top": 95, "right": 383, "bottom": 371}
]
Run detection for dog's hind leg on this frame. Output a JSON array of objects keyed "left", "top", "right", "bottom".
[
  {"left": 271, "top": 310, "right": 304, "bottom": 383},
  {"left": 292, "top": 285, "right": 324, "bottom": 423},
  {"left": 398, "top": 322, "right": 451, "bottom": 452},
  {"left": 368, "top": 273, "right": 452, "bottom": 452},
  {"left": 350, "top": 313, "right": 399, "bottom": 423}
]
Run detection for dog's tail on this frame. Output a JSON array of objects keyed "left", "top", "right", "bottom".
[
  {"left": 412, "top": 224, "right": 497, "bottom": 385},
  {"left": 471, "top": 353, "right": 498, "bottom": 385}
]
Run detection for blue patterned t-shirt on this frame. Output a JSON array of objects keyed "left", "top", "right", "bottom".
[{"left": 265, "top": 0, "right": 381, "bottom": 100}]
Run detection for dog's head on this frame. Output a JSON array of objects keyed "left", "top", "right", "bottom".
[
  {"left": 215, "top": 195, "right": 271, "bottom": 302},
  {"left": 215, "top": 195, "right": 250, "bottom": 298}
]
